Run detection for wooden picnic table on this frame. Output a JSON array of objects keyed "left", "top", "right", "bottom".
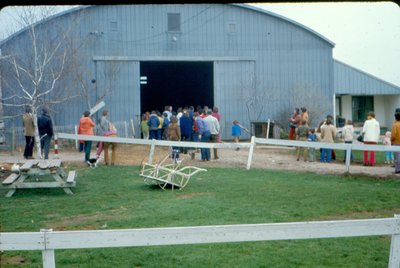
[{"left": 2, "top": 159, "right": 76, "bottom": 197}]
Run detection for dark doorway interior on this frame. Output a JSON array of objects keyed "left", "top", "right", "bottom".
[{"left": 140, "top": 61, "right": 214, "bottom": 114}]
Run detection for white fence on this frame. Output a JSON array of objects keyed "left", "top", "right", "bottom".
[
  {"left": 1, "top": 216, "right": 399, "bottom": 268},
  {"left": 57, "top": 133, "right": 400, "bottom": 173}
]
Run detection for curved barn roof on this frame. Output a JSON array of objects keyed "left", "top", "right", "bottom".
[{"left": 1, "top": 4, "right": 335, "bottom": 47}]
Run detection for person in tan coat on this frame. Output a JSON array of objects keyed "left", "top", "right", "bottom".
[
  {"left": 168, "top": 116, "right": 181, "bottom": 160},
  {"left": 320, "top": 118, "right": 336, "bottom": 163},
  {"left": 23, "top": 106, "right": 35, "bottom": 159}
]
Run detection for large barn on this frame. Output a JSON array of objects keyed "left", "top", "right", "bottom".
[{"left": 1, "top": 4, "right": 397, "bottom": 140}]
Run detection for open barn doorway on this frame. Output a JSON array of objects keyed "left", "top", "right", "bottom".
[{"left": 140, "top": 61, "right": 214, "bottom": 115}]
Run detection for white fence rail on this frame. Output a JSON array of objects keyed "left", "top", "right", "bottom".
[
  {"left": 57, "top": 133, "right": 400, "bottom": 173},
  {"left": 1, "top": 216, "right": 399, "bottom": 268}
]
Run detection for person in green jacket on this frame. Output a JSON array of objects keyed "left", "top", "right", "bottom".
[{"left": 141, "top": 114, "right": 149, "bottom": 139}]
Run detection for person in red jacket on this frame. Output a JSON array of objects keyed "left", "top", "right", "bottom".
[{"left": 78, "top": 110, "right": 95, "bottom": 164}]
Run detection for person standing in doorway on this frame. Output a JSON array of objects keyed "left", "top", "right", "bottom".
[
  {"left": 141, "top": 114, "right": 149, "bottom": 140},
  {"left": 22, "top": 106, "right": 35, "bottom": 159},
  {"left": 37, "top": 107, "right": 54, "bottom": 160},
  {"left": 148, "top": 111, "right": 160, "bottom": 140}
]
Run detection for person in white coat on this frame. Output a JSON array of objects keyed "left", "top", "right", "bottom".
[{"left": 362, "top": 111, "right": 380, "bottom": 166}]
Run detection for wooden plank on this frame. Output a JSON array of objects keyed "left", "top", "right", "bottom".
[
  {"left": 11, "top": 182, "right": 71, "bottom": 188},
  {"left": 19, "top": 160, "right": 35, "bottom": 171},
  {"left": 42, "top": 218, "right": 398, "bottom": 250},
  {"left": 388, "top": 215, "right": 400, "bottom": 268},
  {"left": 2, "top": 173, "right": 20, "bottom": 185},
  {"left": 66, "top": 171, "right": 76, "bottom": 183},
  {"left": 48, "top": 159, "right": 62, "bottom": 168},
  {"left": 0, "top": 232, "right": 45, "bottom": 251},
  {"left": 38, "top": 160, "right": 50, "bottom": 169}
]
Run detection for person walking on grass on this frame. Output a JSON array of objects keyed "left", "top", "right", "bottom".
[
  {"left": 78, "top": 110, "right": 95, "bottom": 164},
  {"left": 320, "top": 118, "right": 336, "bottom": 163},
  {"left": 391, "top": 111, "right": 400, "bottom": 174},
  {"left": 296, "top": 119, "right": 309, "bottom": 161},
  {"left": 362, "top": 111, "right": 380, "bottom": 166},
  {"left": 37, "top": 107, "right": 54, "bottom": 160},
  {"left": 22, "top": 106, "right": 35, "bottom": 159}
]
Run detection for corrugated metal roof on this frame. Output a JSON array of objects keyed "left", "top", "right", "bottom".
[
  {"left": 1, "top": 4, "right": 336, "bottom": 47},
  {"left": 234, "top": 4, "right": 335, "bottom": 47},
  {"left": 334, "top": 59, "right": 400, "bottom": 95}
]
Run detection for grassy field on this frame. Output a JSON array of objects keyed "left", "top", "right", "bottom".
[{"left": 1, "top": 165, "right": 399, "bottom": 267}]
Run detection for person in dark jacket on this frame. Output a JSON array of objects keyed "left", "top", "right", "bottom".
[
  {"left": 147, "top": 111, "right": 160, "bottom": 140},
  {"left": 37, "top": 107, "right": 54, "bottom": 159},
  {"left": 179, "top": 110, "right": 193, "bottom": 154}
]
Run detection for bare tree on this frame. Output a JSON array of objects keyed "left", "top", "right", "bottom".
[
  {"left": 0, "top": 6, "right": 80, "bottom": 158},
  {"left": 289, "top": 81, "right": 331, "bottom": 127},
  {"left": 241, "top": 77, "right": 280, "bottom": 123}
]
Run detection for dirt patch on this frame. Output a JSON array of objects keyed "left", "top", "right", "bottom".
[
  {"left": 0, "top": 255, "right": 31, "bottom": 266},
  {"left": 44, "top": 211, "right": 115, "bottom": 230}
]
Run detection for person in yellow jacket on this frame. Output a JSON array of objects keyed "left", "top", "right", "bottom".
[{"left": 391, "top": 110, "right": 400, "bottom": 173}]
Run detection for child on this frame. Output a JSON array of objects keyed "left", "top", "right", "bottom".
[
  {"left": 342, "top": 120, "right": 354, "bottom": 161},
  {"left": 307, "top": 128, "right": 317, "bottom": 162},
  {"left": 296, "top": 119, "right": 309, "bottom": 161},
  {"left": 232, "top": 120, "right": 241, "bottom": 151},
  {"left": 141, "top": 114, "right": 149, "bottom": 139},
  {"left": 384, "top": 131, "right": 394, "bottom": 164}
]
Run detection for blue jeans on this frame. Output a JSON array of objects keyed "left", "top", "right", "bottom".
[
  {"left": 385, "top": 151, "right": 394, "bottom": 161},
  {"left": 40, "top": 135, "right": 51, "bottom": 159},
  {"left": 157, "top": 129, "right": 162, "bottom": 140},
  {"left": 149, "top": 130, "right": 158, "bottom": 140},
  {"left": 84, "top": 140, "right": 92, "bottom": 162},
  {"left": 320, "top": 148, "right": 332, "bottom": 163},
  {"left": 200, "top": 130, "right": 211, "bottom": 160}
]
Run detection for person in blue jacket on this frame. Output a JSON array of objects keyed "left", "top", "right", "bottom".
[
  {"left": 179, "top": 109, "right": 193, "bottom": 154},
  {"left": 232, "top": 120, "right": 242, "bottom": 151},
  {"left": 147, "top": 111, "right": 160, "bottom": 140}
]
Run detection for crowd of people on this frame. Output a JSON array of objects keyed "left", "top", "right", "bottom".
[
  {"left": 21, "top": 104, "right": 400, "bottom": 173},
  {"left": 140, "top": 105, "right": 240, "bottom": 161},
  {"left": 287, "top": 106, "right": 400, "bottom": 173}
]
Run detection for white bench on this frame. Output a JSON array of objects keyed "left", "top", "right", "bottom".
[
  {"left": 2, "top": 173, "right": 20, "bottom": 185},
  {"left": 66, "top": 171, "right": 76, "bottom": 183}
]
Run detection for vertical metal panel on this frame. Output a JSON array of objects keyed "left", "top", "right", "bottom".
[{"left": 214, "top": 61, "right": 255, "bottom": 140}]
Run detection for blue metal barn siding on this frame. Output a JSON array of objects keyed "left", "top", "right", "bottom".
[
  {"left": 334, "top": 60, "right": 400, "bottom": 95},
  {"left": 1, "top": 4, "right": 334, "bottom": 139}
]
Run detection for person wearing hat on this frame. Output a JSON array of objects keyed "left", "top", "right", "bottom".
[{"left": 37, "top": 107, "right": 54, "bottom": 159}]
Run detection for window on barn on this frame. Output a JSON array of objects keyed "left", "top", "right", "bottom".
[
  {"left": 168, "top": 13, "right": 181, "bottom": 32},
  {"left": 352, "top": 96, "right": 374, "bottom": 123},
  {"left": 110, "top": 21, "right": 118, "bottom": 32}
]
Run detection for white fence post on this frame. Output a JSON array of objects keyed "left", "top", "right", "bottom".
[
  {"left": 388, "top": 214, "right": 400, "bottom": 268},
  {"left": 345, "top": 144, "right": 352, "bottom": 174},
  {"left": 41, "top": 229, "right": 55, "bottom": 268},
  {"left": 149, "top": 139, "right": 156, "bottom": 164},
  {"left": 74, "top": 125, "right": 78, "bottom": 150},
  {"left": 124, "top": 121, "right": 128, "bottom": 138},
  {"left": 266, "top": 119, "right": 270, "bottom": 139},
  {"left": 130, "top": 119, "right": 135, "bottom": 138},
  {"left": 246, "top": 136, "right": 256, "bottom": 170}
]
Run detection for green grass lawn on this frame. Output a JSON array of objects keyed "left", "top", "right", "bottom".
[{"left": 1, "top": 166, "right": 399, "bottom": 267}]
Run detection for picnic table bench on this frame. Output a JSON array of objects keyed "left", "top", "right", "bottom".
[{"left": 2, "top": 159, "right": 76, "bottom": 197}]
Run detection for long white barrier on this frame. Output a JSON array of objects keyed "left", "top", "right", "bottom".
[
  {"left": 57, "top": 133, "right": 400, "bottom": 173},
  {"left": 252, "top": 138, "right": 400, "bottom": 172},
  {"left": 1, "top": 216, "right": 399, "bottom": 268}
]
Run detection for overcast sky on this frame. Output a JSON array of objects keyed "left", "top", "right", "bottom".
[{"left": 1, "top": 3, "right": 399, "bottom": 87}]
